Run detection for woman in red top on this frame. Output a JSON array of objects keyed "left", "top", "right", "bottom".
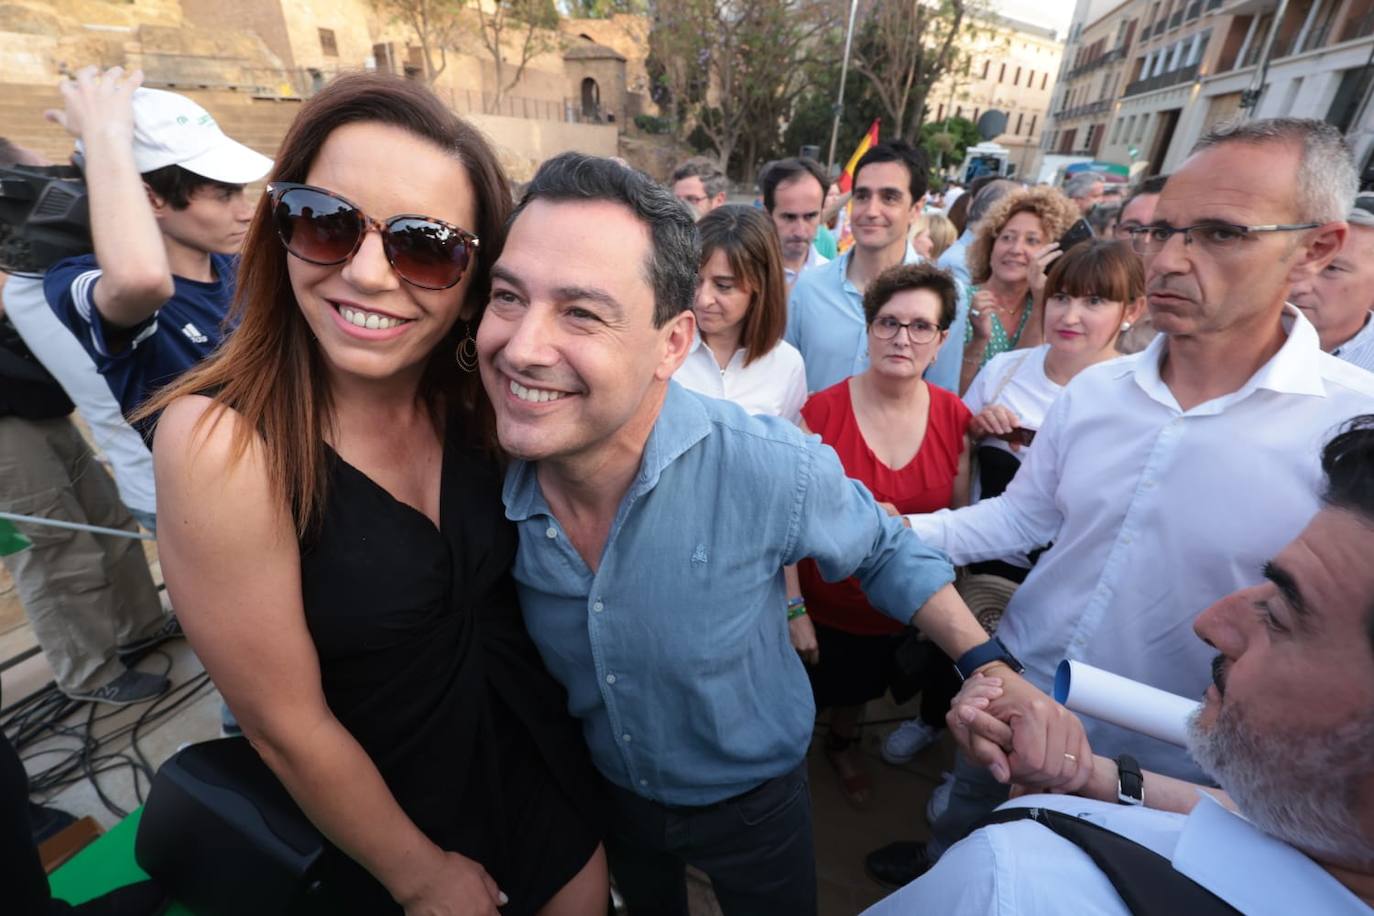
[{"left": 798, "top": 262, "right": 971, "bottom": 806}]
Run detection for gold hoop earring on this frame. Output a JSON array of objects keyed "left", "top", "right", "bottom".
[{"left": 456, "top": 324, "right": 478, "bottom": 373}]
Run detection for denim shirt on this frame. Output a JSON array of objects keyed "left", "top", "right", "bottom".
[{"left": 504, "top": 383, "right": 955, "bottom": 805}]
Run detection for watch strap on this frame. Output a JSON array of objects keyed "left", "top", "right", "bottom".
[
  {"left": 953, "top": 636, "right": 1025, "bottom": 680},
  {"left": 1116, "top": 753, "right": 1145, "bottom": 806}
]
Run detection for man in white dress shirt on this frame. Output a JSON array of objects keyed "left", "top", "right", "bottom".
[
  {"left": 1288, "top": 194, "right": 1374, "bottom": 374},
  {"left": 867, "top": 415, "right": 1374, "bottom": 914},
  {"left": 864, "top": 117, "right": 1374, "bottom": 887}
]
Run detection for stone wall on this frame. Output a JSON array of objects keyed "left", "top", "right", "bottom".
[{"left": 467, "top": 110, "right": 618, "bottom": 181}]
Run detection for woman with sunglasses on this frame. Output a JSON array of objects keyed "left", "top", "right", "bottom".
[
  {"left": 795, "top": 262, "right": 971, "bottom": 807},
  {"left": 141, "top": 75, "right": 606, "bottom": 916}
]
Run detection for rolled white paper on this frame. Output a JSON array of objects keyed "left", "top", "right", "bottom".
[{"left": 1053, "top": 659, "right": 1201, "bottom": 748}]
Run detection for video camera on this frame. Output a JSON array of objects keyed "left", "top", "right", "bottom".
[{"left": 0, "top": 161, "right": 92, "bottom": 277}]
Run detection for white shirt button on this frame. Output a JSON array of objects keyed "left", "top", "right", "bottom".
[
  {"left": 640, "top": 778, "right": 648, "bottom": 787},
  {"left": 545, "top": 527, "right": 557, "bottom": 539},
  {"left": 622, "top": 733, "right": 632, "bottom": 743},
  {"left": 606, "top": 674, "right": 617, "bottom": 685},
  {"left": 593, "top": 600, "right": 605, "bottom": 613}
]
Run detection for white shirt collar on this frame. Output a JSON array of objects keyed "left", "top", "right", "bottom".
[
  {"left": 1126, "top": 304, "right": 1327, "bottom": 412},
  {"left": 1173, "top": 795, "right": 1370, "bottom": 914},
  {"left": 1332, "top": 310, "right": 1374, "bottom": 356}
]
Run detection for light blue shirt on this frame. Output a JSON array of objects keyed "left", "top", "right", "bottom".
[
  {"left": 786, "top": 243, "right": 968, "bottom": 394},
  {"left": 936, "top": 228, "right": 974, "bottom": 287},
  {"left": 504, "top": 383, "right": 955, "bottom": 806},
  {"left": 864, "top": 794, "right": 1370, "bottom": 915}
]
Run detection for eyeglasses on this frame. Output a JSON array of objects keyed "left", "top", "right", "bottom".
[
  {"left": 871, "top": 315, "right": 941, "bottom": 343},
  {"left": 1112, "top": 220, "right": 1144, "bottom": 240},
  {"left": 1127, "top": 221, "right": 1319, "bottom": 256},
  {"left": 266, "top": 182, "right": 479, "bottom": 290}
]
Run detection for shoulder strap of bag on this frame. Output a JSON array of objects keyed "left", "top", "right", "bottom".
[
  {"left": 973, "top": 806, "right": 1242, "bottom": 916},
  {"left": 987, "top": 348, "right": 1034, "bottom": 406}
]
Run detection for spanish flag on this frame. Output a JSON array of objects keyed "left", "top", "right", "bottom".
[{"left": 837, "top": 119, "right": 880, "bottom": 193}]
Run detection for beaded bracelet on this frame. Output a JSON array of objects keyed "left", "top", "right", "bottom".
[{"left": 787, "top": 597, "right": 808, "bottom": 620}]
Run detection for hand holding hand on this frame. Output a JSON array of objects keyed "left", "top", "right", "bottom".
[
  {"left": 947, "top": 667, "right": 1093, "bottom": 792},
  {"left": 397, "top": 850, "right": 507, "bottom": 916}
]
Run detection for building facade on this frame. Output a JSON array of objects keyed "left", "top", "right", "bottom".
[
  {"left": 1045, "top": 0, "right": 1374, "bottom": 187},
  {"left": 928, "top": 16, "right": 1065, "bottom": 179},
  {"left": 1044, "top": 0, "right": 1144, "bottom": 161}
]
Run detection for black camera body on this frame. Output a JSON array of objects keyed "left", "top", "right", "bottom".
[{"left": 0, "top": 163, "right": 92, "bottom": 276}]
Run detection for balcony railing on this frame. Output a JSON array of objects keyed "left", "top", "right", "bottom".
[
  {"left": 1054, "top": 98, "right": 1114, "bottom": 120},
  {"left": 1066, "top": 46, "right": 1129, "bottom": 79},
  {"left": 1123, "top": 61, "right": 1200, "bottom": 97}
]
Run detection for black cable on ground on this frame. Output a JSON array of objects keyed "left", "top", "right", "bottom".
[{"left": 2, "top": 646, "right": 215, "bottom": 820}]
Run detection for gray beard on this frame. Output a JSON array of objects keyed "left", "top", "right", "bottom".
[{"left": 1187, "top": 703, "right": 1374, "bottom": 870}]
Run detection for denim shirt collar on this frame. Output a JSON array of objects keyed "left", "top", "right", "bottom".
[{"left": 503, "top": 381, "right": 713, "bottom": 522}]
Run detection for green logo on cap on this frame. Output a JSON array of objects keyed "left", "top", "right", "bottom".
[{"left": 176, "top": 115, "right": 189, "bottom": 125}]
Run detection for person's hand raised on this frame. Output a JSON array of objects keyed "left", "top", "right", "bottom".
[{"left": 46, "top": 66, "right": 143, "bottom": 144}]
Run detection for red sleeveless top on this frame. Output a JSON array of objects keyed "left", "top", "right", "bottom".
[{"left": 799, "top": 379, "right": 971, "bottom": 635}]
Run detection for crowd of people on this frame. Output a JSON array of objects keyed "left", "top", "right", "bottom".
[{"left": 3, "top": 64, "right": 1374, "bottom": 916}]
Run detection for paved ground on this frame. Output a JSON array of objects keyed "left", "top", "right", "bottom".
[{"left": 3, "top": 606, "right": 947, "bottom": 915}]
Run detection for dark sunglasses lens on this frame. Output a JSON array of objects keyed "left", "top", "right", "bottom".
[
  {"left": 272, "top": 187, "right": 362, "bottom": 265},
  {"left": 385, "top": 218, "right": 471, "bottom": 289}
]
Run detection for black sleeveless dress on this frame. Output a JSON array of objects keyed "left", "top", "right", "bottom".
[{"left": 298, "top": 429, "right": 604, "bottom": 914}]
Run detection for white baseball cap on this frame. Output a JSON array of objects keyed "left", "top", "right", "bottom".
[{"left": 77, "top": 87, "right": 273, "bottom": 184}]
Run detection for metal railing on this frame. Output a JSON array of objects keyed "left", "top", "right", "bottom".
[
  {"left": 1123, "top": 61, "right": 1199, "bottom": 97},
  {"left": 1066, "top": 46, "right": 1128, "bottom": 79},
  {"left": 134, "top": 53, "right": 603, "bottom": 125},
  {"left": 1055, "top": 98, "right": 1113, "bottom": 119}
]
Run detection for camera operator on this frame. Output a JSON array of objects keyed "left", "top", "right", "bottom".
[
  {"left": 41, "top": 67, "right": 270, "bottom": 523},
  {"left": 0, "top": 138, "right": 158, "bottom": 532},
  {"left": 0, "top": 279, "right": 173, "bottom": 705}
]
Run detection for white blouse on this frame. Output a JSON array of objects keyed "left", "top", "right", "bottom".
[
  {"left": 962, "top": 344, "right": 1062, "bottom": 464},
  {"left": 674, "top": 334, "right": 808, "bottom": 423}
]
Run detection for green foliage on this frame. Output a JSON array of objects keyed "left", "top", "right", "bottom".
[
  {"left": 920, "top": 116, "right": 981, "bottom": 167},
  {"left": 560, "top": 0, "right": 643, "bottom": 15},
  {"left": 633, "top": 113, "right": 672, "bottom": 134}
]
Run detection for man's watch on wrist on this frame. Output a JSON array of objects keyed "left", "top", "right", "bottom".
[
  {"left": 1116, "top": 753, "right": 1144, "bottom": 806},
  {"left": 953, "top": 636, "right": 1025, "bottom": 681}
]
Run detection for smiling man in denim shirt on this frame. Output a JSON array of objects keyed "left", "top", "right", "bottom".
[{"left": 477, "top": 153, "right": 1088, "bottom": 915}]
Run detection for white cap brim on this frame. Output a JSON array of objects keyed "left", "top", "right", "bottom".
[{"left": 176, "top": 137, "right": 273, "bottom": 185}]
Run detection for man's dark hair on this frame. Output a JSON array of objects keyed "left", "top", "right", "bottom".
[
  {"left": 141, "top": 164, "right": 243, "bottom": 210},
  {"left": 862, "top": 262, "right": 958, "bottom": 330},
  {"left": 853, "top": 140, "right": 929, "bottom": 203},
  {"left": 669, "top": 156, "right": 728, "bottom": 200},
  {"left": 1320, "top": 414, "right": 1374, "bottom": 652},
  {"left": 513, "top": 152, "right": 698, "bottom": 327},
  {"left": 760, "top": 157, "right": 827, "bottom": 212},
  {"left": 1120, "top": 174, "right": 1168, "bottom": 217}
]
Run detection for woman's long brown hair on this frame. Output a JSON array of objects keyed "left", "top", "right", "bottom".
[
  {"left": 137, "top": 73, "right": 512, "bottom": 537},
  {"left": 695, "top": 205, "right": 788, "bottom": 367}
]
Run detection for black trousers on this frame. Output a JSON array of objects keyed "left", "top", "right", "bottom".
[
  {"left": 3, "top": 730, "right": 67, "bottom": 914},
  {"left": 603, "top": 762, "right": 817, "bottom": 916}
]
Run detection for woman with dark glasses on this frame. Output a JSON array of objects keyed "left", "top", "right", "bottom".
[{"left": 140, "top": 75, "right": 607, "bottom": 915}]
